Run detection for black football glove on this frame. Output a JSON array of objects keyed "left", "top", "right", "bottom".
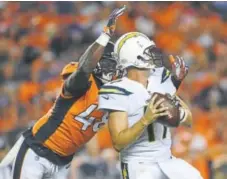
[{"left": 103, "top": 5, "right": 126, "bottom": 36}]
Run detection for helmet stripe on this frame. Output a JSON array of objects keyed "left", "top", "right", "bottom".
[
  {"left": 99, "top": 85, "right": 132, "bottom": 96},
  {"left": 117, "top": 32, "right": 140, "bottom": 55}
]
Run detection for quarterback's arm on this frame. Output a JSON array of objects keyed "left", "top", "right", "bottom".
[
  {"left": 98, "top": 87, "right": 146, "bottom": 151},
  {"left": 108, "top": 103, "right": 168, "bottom": 151},
  {"left": 103, "top": 94, "right": 168, "bottom": 151},
  {"left": 108, "top": 111, "right": 147, "bottom": 151}
]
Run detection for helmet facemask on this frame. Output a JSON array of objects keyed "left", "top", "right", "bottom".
[
  {"left": 139, "top": 45, "right": 164, "bottom": 68},
  {"left": 93, "top": 53, "right": 118, "bottom": 84},
  {"left": 93, "top": 42, "right": 118, "bottom": 84}
]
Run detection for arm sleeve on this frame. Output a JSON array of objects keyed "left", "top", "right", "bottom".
[
  {"left": 63, "top": 34, "right": 108, "bottom": 97},
  {"left": 98, "top": 93, "right": 129, "bottom": 112},
  {"left": 63, "top": 70, "right": 91, "bottom": 96},
  {"left": 171, "top": 75, "right": 182, "bottom": 90}
]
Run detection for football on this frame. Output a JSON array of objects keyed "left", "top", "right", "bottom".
[{"left": 153, "top": 92, "right": 180, "bottom": 127}]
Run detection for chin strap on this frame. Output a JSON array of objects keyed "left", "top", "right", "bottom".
[{"left": 96, "top": 76, "right": 109, "bottom": 84}]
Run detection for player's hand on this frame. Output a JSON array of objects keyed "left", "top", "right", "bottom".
[
  {"left": 170, "top": 55, "right": 188, "bottom": 81},
  {"left": 175, "top": 95, "right": 189, "bottom": 110},
  {"left": 103, "top": 5, "right": 126, "bottom": 36},
  {"left": 141, "top": 94, "right": 169, "bottom": 126},
  {"left": 175, "top": 95, "right": 192, "bottom": 123}
]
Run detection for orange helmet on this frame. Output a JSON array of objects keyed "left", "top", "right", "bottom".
[{"left": 61, "top": 62, "right": 78, "bottom": 79}]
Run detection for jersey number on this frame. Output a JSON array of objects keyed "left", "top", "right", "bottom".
[
  {"left": 144, "top": 107, "right": 167, "bottom": 142},
  {"left": 147, "top": 124, "right": 167, "bottom": 142},
  {"left": 74, "top": 104, "right": 107, "bottom": 132}
]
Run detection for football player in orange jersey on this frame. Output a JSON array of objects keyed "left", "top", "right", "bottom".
[{"left": 0, "top": 6, "right": 126, "bottom": 179}]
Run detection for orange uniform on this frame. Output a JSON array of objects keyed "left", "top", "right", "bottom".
[
  {"left": 31, "top": 74, "right": 106, "bottom": 156},
  {"left": 22, "top": 63, "right": 107, "bottom": 165}
]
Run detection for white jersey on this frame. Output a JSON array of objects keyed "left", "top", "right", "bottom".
[{"left": 98, "top": 67, "right": 178, "bottom": 163}]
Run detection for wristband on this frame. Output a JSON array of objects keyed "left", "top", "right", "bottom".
[
  {"left": 179, "top": 108, "right": 187, "bottom": 123},
  {"left": 95, "top": 33, "right": 110, "bottom": 47}
]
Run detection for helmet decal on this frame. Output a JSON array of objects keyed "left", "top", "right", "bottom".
[{"left": 117, "top": 32, "right": 140, "bottom": 55}]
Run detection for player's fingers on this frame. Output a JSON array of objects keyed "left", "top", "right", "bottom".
[
  {"left": 181, "top": 58, "right": 185, "bottom": 67},
  {"left": 115, "top": 5, "right": 126, "bottom": 17},
  {"left": 153, "top": 112, "right": 169, "bottom": 119},
  {"left": 155, "top": 107, "right": 169, "bottom": 114},
  {"left": 109, "top": 10, "right": 117, "bottom": 20},
  {"left": 184, "top": 66, "right": 189, "bottom": 76},
  {"left": 175, "top": 95, "right": 182, "bottom": 102},
  {"left": 175, "top": 96, "right": 187, "bottom": 108},
  {"left": 172, "top": 62, "right": 176, "bottom": 69},
  {"left": 176, "top": 56, "right": 181, "bottom": 64},
  {"left": 150, "top": 94, "right": 158, "bottom": 106},
  {"left": 111, "top": 5, "right": 126, "bottom": 19},
  {"left": 158, "top": 111, "right": 170, "bottom": 117},
  {"left": 169, "top": 55, "right": 175, "bottom": 64},
  {"left": 175, "top": 95, "right": 182, "bottom": 103},
  {"left": 185, "top": 65, "right": 189, "bottom": 71},
  {"left": 180, "top": 60, "right": 186, "bottom": 73},
  {"left": 115, "top": 10, "right": 124, "bottom": 18},
  {"left": 153, "top": 98, "right": 165, "bottom": 109},
  {"left": 176, "top": 56, "right": 182, "bottom": 67},
  {"left": 112, "top": 9, "right": 118, "bottom": 15}
]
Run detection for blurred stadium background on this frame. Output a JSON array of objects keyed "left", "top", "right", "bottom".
[{"left": 0, "top": 1, "right": 227, "bottom": 179}]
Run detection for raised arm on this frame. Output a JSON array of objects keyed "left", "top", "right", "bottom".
[
  {"left": 63, "top": 6, "right": 126, "bottom": 97},
  {"left": 169, "top": 55, "right": 189, "bottom": 89}
]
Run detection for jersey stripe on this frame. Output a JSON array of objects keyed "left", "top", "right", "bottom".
[
  {"left": 121, "top": 162, "right": 129, "bottom": 179},
  {"left": 147, "top": 124, "right": 155, "bottom": 142},
  {"left": 117, "top": 32, "right": 140, "bottom": 55},
  {"left": 163, "top": 126, "right": 167, "bottom": 139},
  {"left": 99, "top": 85, "right": 132, "bottom": 96},
  {"left": 34, "top": 95, "right": 77, "bottom": 142},
  {"left": 13, "top": 141, "right": 29, "bottom": 179}
]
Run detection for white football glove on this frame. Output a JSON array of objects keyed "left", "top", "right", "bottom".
[{"left": 170, "top": 55, "right": 189, "bottom": 81}]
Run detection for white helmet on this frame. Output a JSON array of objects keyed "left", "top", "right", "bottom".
[{"left": 114, "top": 32, "right": 163, "bottom": 70}]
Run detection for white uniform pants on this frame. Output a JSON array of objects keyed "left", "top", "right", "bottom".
[
  {"left": 0, "top": 136, "right": 69, "bottom": 179},
  {"left": 121, "top": 157, "right": 203, "bottom": 179}
]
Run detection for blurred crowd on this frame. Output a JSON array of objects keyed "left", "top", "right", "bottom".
[{"left": 0, "top": 1, "right": 227, "bottom": 179}]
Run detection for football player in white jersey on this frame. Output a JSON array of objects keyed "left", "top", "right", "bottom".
[{"left": 98, "top": 32, "right": 203, "bottom": 179}]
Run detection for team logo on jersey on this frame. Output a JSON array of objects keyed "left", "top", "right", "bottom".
[
  {"left": 102, "top": 95, "right": 110, "bottom": 100},
  {"left": 161, "top": 69, "right": 171, "bottom": 83}
]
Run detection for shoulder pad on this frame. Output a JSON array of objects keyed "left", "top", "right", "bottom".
[{"left": 99, "top": 85, "right": 132, "bottom": 96}]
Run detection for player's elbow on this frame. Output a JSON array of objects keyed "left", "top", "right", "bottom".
[
  {"left": 112, "top": 137, "right": 125, "bottom": 152},
  {"left": 113, "top": 144, "right": 122, "bottom": 152}
]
